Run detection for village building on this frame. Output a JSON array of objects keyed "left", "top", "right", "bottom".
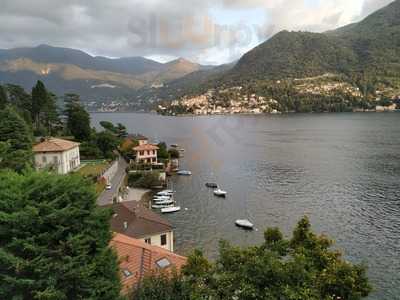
[
  {"left": 107, "top": 201, "right": 175, "bottom": 252},
  {"left": 110, "top": 233, "right": 187, "bottom": 295},
  {"left": 33, "top": 138, "right": 80, "bottom": 174},
  {"left": 133, "top": 142, "right": 159, "bottom": 164}
]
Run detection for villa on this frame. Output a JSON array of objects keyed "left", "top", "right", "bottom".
[
  {"left": 133, "top": 138, "right": 159, "bottom": 164},
  {"left": 33, "top": 138, "right": 80, "bottom": 174}
]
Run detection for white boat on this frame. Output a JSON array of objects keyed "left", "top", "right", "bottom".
[
  {"left": 161, "top": 206, "right": 181, "bottom": 213},
  {"left": 152, "top": 204, "right": 174, "bottom": 209},
  {"left": 177, "top": 170, "right": 192, "bottom": 176},
  {"left": 160, "top": 189, "right": 174, "bottom": 194},
  {"left": 153, "top": 199, "right": 174, "bottom": 205},
  {"left": 153, "top": 195, "right": 171, "bottom": 200},
  {"left": 214, "top": 189, "right": 227, "bottom": 197},
  {"left": 235, "top": 219, "right": 254, "bottom": 230}
]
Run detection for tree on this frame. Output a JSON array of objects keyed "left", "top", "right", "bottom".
[
  {"left": 31, "top": 80, "right": 48, "bottom": 129},
  {"left": 64, "top": 94, "right": 91, "bottom": 141},
  {"left": 96, "top": 131, "right": 118, "bottom": 159},
  {"left": 157, "top": 142, "right": 169, "bottom": 160},
  {"left": 0, "top": 85, "right": 8, "bottom": 109},
  {"left": 0, "top": 171, "right": 123, "bottom": 300},
  {"left": 116, "top": 123, "right": 128, "bottom": 138},
  {"left": 100, "top": 121, "right": 117, "bottom": 133},
  {"left": 132, "top": 216, "right": 372, "bottom": 300},
  {"left": 168, "top": 148, "right": 180, "bottom": 159},
  {"left": 0, "top": 107, "right": 33, "bottom": 172},
  {"left": 5, "top": 84, "right": 33, "bottom": 123}
]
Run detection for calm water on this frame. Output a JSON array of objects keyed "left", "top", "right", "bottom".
[{"left": 92, "top": 112, "right": 400, "bottom": 300}]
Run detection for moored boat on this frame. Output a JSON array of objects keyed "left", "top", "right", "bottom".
[
  {"left": 161, "top": 206, "right": 181, "bottom": 213},
  {"left": 214, "top": 189, "right": 227, "bottom": 197},
  {"left": 153, "top": 199, "right": 174, "bottom": 205},
  {"left": 235, "top": 219, "right": 254, "bottom": 230},
  {"left": 205, "top": 182, "right": 218, "bottom": 188},
  {"left": 177, "top": 170, "right": 192, "bottom": 176},
  {"left": 152, "top": 204, "right": 174, "bottom": 209}
]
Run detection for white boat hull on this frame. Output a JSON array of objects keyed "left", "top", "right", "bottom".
[
  {"left": 235, "top": 219, "right": 254, "bottom": 229},
  {"left": 161, "top": 206, "right": 181, "bottom": 213}
]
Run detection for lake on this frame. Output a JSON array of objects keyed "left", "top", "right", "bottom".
[{"left": 91, "top": 112, "right": 400, "bottom": 300}]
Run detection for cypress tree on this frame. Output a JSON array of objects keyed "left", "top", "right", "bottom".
[
  {"left": 0, "top": 171, "right": 123, "bottom": 300},
  {"left": 0, "top": 107, "right": 33, "bottom": 172}
]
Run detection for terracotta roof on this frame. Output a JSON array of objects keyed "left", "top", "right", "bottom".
[
  {"left": 110, "top": 233, "right": 187, "bottom": 294},
  {"left": 106, "top": 201, "right": 172, "bottom": 239},
  {"left": 33, "top": 138, "right": 79, "bottom": 153},
  {"left": 133, "top": 144, "right": 159, "bottom": 151}
]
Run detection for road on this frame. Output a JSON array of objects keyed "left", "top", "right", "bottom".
[{"left": 97, "top": 157, "right": 128, "bottom": 206}]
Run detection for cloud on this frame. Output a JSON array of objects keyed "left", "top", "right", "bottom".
[{"left": 0, "top": 0, "right": 394, "bottom": 64}]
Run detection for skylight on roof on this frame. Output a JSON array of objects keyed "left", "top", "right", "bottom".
[
  {"left": 122, "top": 269, "right": 133, "bottom": 277},
  {"left": 156, "top": 258, "right": 171, "bottom": 269}
]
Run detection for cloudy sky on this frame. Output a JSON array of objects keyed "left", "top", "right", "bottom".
[{"left": 0, "top": 0, "right": 394, "bottom": 65}]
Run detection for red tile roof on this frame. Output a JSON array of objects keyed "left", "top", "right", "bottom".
[
  {"left": 106, "top": 201, "right": 172, "bottom": 239},
  {"left": 133, "top": 144, "right": 159, "bottom": 151},
  {"left": 33, "top": 138, "right": 79, "bottom": 153},
  {"left": 110, "top": 233, "right": 187, "bottom": 295}
]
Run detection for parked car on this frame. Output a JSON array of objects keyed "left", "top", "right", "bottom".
[{"left": 106, "top": 184, "right": 112, "bottom": 190}]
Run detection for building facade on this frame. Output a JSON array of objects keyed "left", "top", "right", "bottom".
[
  {"left": 133, "top": 143, "right": 159, "bottom": 164},
  {"left": 108, "top": 201, "right": 175, "bottom": 252},
  {"left": 33, "top": 138, "right": 80, "bottom": 174}
]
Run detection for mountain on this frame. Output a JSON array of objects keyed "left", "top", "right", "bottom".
[
  {"left": 225, "top": 0, "right": 400, "bottom": 82},
  {"left": 0, "top": 44, "right": 205, "bottom": 98}
]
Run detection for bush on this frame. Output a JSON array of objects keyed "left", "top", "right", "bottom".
[{"left": 128, "top": 172, "right": 162, "bottom": 189}]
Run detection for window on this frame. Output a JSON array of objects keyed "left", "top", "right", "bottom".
[
  {"left": 42, "top": 156, "right": 47, "bottom": 163},
  {"left": 161, "top": 234, "right": 167, "bottom": 246},
  {"left": 140, "top": 151, "right": 144, "bottom": 156},
  {"left": 122, "top": 269, "right": 132, "bottom": 278},
  {"left": 156, "top": 258, "right": 171, "bottom": 269},
  {"left": 144, "top": 238, "right": 151, "bottom": 244}
]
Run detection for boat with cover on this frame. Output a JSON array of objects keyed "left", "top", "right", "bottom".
[
  {"left": 205, "top": 183, "right": 218, "bottom": 188},
  {"left": 177, "top": 170, "right": 192, "bottom": 176},
  {"left": 235, "top": 219, "right": 254, "bottom": 229}
]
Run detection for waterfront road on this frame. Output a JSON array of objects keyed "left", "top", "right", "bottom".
[{"left": 97, "top": 156, "right": 128, "bottom": 206}]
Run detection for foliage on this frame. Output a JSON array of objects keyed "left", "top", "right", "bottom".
[
  {"left": 127, "top": 171, "right": 162, "bottom": 189},
  {"left": 168, "top": 148, "right": 180, "bottom": 159},
  {"left": 157, "top": 142, "right": 169, "bottom": 159},
  {"left": 31, "top": 80, "right": 59, "bottom": 135},
  {"left": 64, "top": 94, "right": 91, "bottom": 141},
  {"left": 132, "top": 216, "right": 372, "bottom": 300},
  {"left": 0, "top": 171, "right": 123, "bottom": 300},
  {"left": 0, "top": 106, "right": 33, "bottom": 172},
  {"left": 96, "top": 131, "right": 119, "bottom": 159},
  {"left": 0, "top": 85, "right": 8, "bottom": 109},
  {"left": 119, "top": 138, "right": 138, "bottom": 159}
]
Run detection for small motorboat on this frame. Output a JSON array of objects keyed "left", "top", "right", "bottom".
[
  {"left": 177, "top": 170, "right": 192, "bottom": 176},
  {"left": 235, "top": 219, "right": 254, "bottom": 230},
  {"left": 214, "top": 189, "right": 227, "bottom": 197},
  {"left": 171, "top": 144, "right": 178, "bottom": 148},
  {"left": 157, "top": 190, "right": 174, "bottom": 196},
  {"left": 161, "top": 206, "right": 181, "bottom": 213},
  {"left": 153, "top": 195, "right": 171, "bottom": 200},
  {"left": 205, "top": 183, "right": 218, "bottom": 188},
  {"left": 152, "top": 204, "right": 174, "bottom": 209},
  {"left": 178, "top": 148, "right": 185, "bottom": 152},
  {"left": 153, "top": 199, "right": 174, "bottom": 205}
]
